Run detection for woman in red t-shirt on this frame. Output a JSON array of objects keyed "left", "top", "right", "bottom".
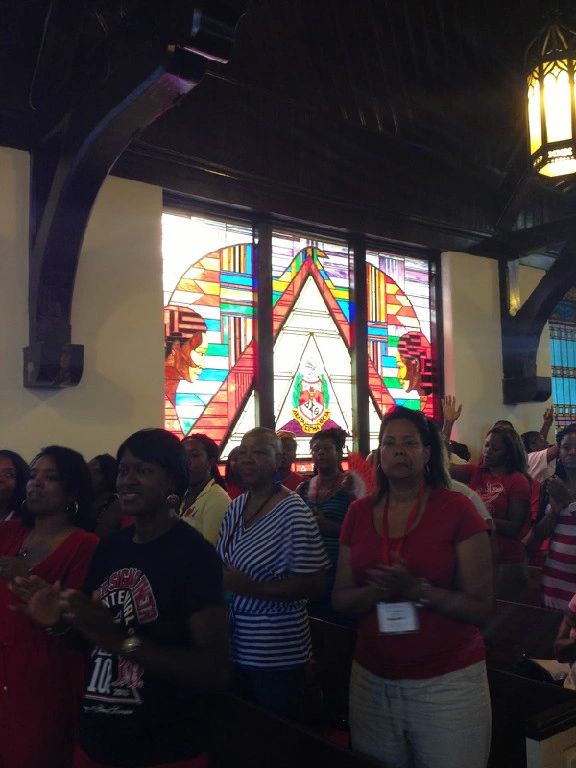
[
  {"left": 452, "top": 426, "right": 531, "bottom": 600},
  {"left": 333, "top": 406, "right": 493, "bottom": 768}
]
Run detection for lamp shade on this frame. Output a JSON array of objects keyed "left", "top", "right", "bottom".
[{"left": 527, "top": 22, "right": 576, "bottom": 178}]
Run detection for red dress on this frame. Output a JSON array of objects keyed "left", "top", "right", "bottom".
[{"left": 0, "top": 521, "right": 99, "bottom": 768}]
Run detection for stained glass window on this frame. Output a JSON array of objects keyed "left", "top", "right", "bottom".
[
  {"left": 163, "top": 209, "right": 440, "bottom": 456},
  {"left": 549, "top": 321, "right": 576, "bottom": 428},
  {"left": 162, "top": 213, "right": 255, "bottom": 452},
  {"left": 366, "top": 250, "right": 438, "bottom": 448},
  {"left": 272, "top": 233, "right": 353, "bottom": 458}
]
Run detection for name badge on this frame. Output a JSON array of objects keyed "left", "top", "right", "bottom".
[{"left": 377, "top": 602, "right": 419, "bottom": 634}]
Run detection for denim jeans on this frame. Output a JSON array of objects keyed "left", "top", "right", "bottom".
[{"left": 349, "top": 660, "right": 492, "bottom": 768}]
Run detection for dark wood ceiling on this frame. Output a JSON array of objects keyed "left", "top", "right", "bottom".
[{"left": 1, "top": 0, "right": 574, "bottom": 255}]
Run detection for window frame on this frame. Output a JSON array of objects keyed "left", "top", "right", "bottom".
[{"left": 163, "top": 194, "right": 444, "bottom": 454}]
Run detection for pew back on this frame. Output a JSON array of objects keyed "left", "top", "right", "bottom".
[{"left": 210, "top": 692, "right": 384, "bottom": 768}]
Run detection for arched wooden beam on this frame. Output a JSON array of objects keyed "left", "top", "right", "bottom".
[
  {"left": 24, "top": 3, "right": 245, "bottom": 387},
  {"left": 499, "top": 231, "right": 576, "bottom": 403}
]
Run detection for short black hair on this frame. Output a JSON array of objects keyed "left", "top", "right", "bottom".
[
  {"left": 117, "top": 429, "right": 189, "bottom": 497},
  {"left": 310, "top": 427, "right": 348, "bottom": 454},
  {"left": 448, "top": 440, "right": 471, "bottom": 462}
]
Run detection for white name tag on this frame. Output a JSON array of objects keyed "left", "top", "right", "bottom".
[{"left": 377, "top": 602, "right": 419, "bottom": 634}]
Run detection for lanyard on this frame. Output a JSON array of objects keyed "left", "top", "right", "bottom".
[
  {"left": 380, "top": 486, "right": 428, "bottom": 567},
  {"left": 221, "top": 487, "right": 279, "bottom": 564}
]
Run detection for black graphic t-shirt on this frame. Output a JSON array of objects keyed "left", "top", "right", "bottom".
[{"left": 79, "top": 520, "right": 223, "bottom": 767}]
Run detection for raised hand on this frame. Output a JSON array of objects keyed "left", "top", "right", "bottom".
[{"left": 442, "top": 395, "right": 462, "bottom": 423}]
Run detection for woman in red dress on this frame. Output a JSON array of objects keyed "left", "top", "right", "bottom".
[{"left": 0, "top": 446, "right": 98, "bottom": 768}]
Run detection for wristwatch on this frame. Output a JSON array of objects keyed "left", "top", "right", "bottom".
[
  {"left": 120, "top": 635, "right": 143, "bottom": 655},
  {"left": 568, "top": 502, "right": 576, "bottom": 515}
]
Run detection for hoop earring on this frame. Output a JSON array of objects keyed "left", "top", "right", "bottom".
[
  {"left": 66, "top": 500, "right": 79, "bottom": 518},
  {"left": 20, "top": 499, "right": 28, "bottom": 514},
  {"left": 166, "top": 493, "right": 180, "bottom": 511}
]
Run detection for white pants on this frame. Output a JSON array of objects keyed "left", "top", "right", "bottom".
[{"left": 349, "top": 660, "right": 492, "bottom": 768}]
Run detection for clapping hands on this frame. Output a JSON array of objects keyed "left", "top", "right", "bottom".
[{"left": 367, "top": 559, "right": 420, "bottom": 603}]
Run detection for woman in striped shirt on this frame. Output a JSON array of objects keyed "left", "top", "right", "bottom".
[
  {"left": 217, "top": 427, "right": 329, "bottom": 720},
  {"left": 297, "top": 428, "right": 355, "bottom": 621},
  {"left": 528, "top": 426, "right": 576, "bottom": 610}
]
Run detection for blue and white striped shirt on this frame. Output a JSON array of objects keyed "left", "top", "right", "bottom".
[{"left": 217, "top": 492, "right": 329, "bottom": 668}]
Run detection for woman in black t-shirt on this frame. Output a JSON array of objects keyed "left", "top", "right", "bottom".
[{"left": 14, "top": 429, "right": 229, "bottom": 768}]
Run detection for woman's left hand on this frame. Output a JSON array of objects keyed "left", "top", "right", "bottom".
[
  {"left": 222, "top": 565, "right": 254, "bottom": 594},
  {"left": 59, "top": 589, "right": 124, "bottom": 653},
  {"left": 367, "top": 562, "right": 420, "bottom": 602}
]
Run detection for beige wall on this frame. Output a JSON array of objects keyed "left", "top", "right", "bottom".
[
  {"left": 0, "top": 146, "right": 555, "bottom": 463},
  {"left": 442, "top": 251, "right": 552, "bottom": 459},
  {"left": 0, "top": 147, "right": 163, "bottom": 461}
]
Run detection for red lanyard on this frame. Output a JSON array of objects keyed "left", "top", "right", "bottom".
[{"left": 380, "top": 487, "right": 427, "bottom": 566}]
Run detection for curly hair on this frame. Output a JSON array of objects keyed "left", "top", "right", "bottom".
[
  {"left": 374, "top": 406, "right": 450, "bottom": 501},
  {"left": 309, "top": 427, "right": 348, "bottom": 455}
]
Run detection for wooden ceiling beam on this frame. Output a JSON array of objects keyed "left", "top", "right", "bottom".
[
  {"left": 24, "top": 1, "right": 245, "bottom": 388},
  {"left": 500, "top": 230, "right": 576, "bottom": 403}
]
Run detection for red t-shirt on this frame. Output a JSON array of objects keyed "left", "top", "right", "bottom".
[
  {"left": 467, "top": 466, "right": 531, "bottom": 563},
  {"left": 340, "top": 488, "right": 488, "bottom": 680}
]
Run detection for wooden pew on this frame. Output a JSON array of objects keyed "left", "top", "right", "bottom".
[
  {"left": 209, "top": 692, "right": 383, "bottom": 768},
  {"left": 483, "top": 600, "right": 563, "bottom": 672},
  {"left": 488, "top": 668, "right": 576, "bottom": 768},
  {"left": 308, "top": 607, "right": 576, "bottom": 768}
]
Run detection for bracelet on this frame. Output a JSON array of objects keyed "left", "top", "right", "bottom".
[{"left": 45, "top": 623, "right": 71, "bottom": 637}]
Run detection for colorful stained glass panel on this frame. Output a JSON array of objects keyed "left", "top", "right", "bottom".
[
  {"left": 366, "top": 250, "right": 438, "bottom": 442},
  {"left": 162, "top": 213, "right": 255, "bottom": 451},
  {"left": 272, "top": 234, "right": 353, "bottom": 457},
  {"left": 550, "top": 321, "right": 576, "bottom": 429}
]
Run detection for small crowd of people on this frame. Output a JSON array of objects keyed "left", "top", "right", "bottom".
[{"left": 0, "top": 400, "right": 575, "bottom": 768}]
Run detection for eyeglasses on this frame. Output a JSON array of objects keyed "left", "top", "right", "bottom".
[{"left": 0, "top": 470, "right": 16, "bottom": 480}]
